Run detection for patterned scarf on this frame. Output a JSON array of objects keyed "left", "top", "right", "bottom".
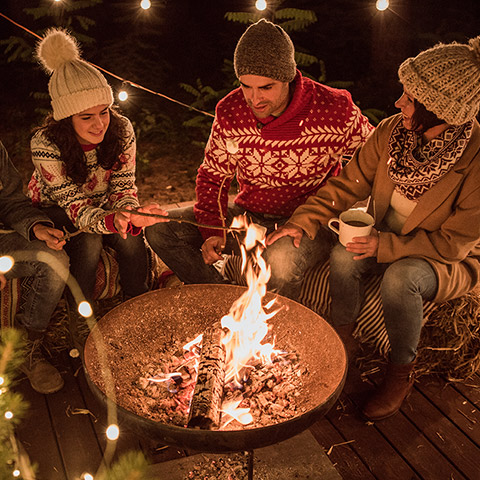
[{"left": 387, "top": 118, "right": 473, "bottom": 200}]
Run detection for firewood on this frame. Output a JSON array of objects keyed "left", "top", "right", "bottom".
[{"left": 187, "top": 324, "right": 226, "bottom": 429}]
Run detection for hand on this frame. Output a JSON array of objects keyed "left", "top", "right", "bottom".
[
  {"left": 0, "top": 274, "right": 6, "bottom": 290},
  {"left": 345, "top": 229, "right": 379, "bottom": 260},
  {"left": 266, "top": 223, "right": 304, "bottom": 248},
  {"left": 129, "top": 204, "right": 169, "bottom": 228},
  {"left": 201, "top": 236, "right": 225, "bottom": 264},
  {"left": 33, "top": 223, "right": 66, "bottom": 251},
  {"left": 114, "top": 211, "right": 130, "bottom": 239}
]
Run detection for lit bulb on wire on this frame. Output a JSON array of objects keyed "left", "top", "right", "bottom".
[
  {"left": 118, "top": 90, "right": 128, "bottom": 102},
  {"left": 376, "top": 0, "right": 389, "bottom": 11},
  {"left": 255, "top": 0, "right": 267, "bottom": 11},
  {"left": 78, "top": 301, "right": 93, "bottom": 318},
  {"left": 140, "top": 0, "right": 151, "bottom": 9},
  {"left": 106, "top": 424, "right": 120, "bottom": 440},
  {"left": 0, "top": 255, "right": 14, "bottom": 274}
]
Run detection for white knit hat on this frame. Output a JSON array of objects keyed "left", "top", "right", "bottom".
[
  {"left": 398, "top": 36, "right": 480, "bottom": 125},
  {"left": 36, "top": 29, "right": 113, "bottom": 121}
]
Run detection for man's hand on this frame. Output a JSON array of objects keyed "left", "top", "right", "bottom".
[
  {"left": 345, "top": 229, "right": 379, "bottom": 260},
  {"left": 129, "top": 204, "right": 169, "bottom": 228},
  {"left": 33, "top": 224, "right": 66, "bottom": 251},
  {"left": 0, "top": 273, "right": 6, "bottom": 290},
  {"left": 266, "top": 223, "right": 304, "bottom": 248},
  {"left": 201, "top": 236, "right": 225, "bottom": 264}
]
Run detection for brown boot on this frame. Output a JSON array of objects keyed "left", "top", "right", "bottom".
[
  {"left": 334, "top": 323, "right": 359, "bottom": 365},
  {"left": 362, "top": 361, "right": 415, "bottom": 421},
  {"left": 20, "top": 330, "right": 64, "bottom": 394}
]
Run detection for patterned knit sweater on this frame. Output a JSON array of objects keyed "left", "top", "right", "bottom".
[
  {"left": 28, "top": 116, "right": 140, "bottom": 234},
  {"left": 194, "top": 71, "right": 374, "bottom": 239}
]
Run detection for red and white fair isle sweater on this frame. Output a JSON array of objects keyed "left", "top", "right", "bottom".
[
  {"left": 28, "top": 116, "right": 140, "bottom": 235},
  {"left": 194, "top": 71, "right": 374, "bottom": 239}
]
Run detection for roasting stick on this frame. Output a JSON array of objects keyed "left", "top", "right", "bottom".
[{"left": 58, "top": 207, "right": 246, "bottom": 242}]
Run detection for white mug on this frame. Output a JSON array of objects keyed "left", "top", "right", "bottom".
[{"left": 328, "top": 209, "right": 374, "bottom": 247}]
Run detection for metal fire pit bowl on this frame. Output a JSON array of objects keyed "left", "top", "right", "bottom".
[{"left": 84, "top": 284, "right": 346, "bottom": 453}]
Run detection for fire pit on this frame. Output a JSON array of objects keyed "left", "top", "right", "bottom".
[{"left": 83, "top": 284, "right": 346, "bottom": 453}]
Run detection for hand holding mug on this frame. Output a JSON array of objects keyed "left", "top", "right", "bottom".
[{"left": 328, "top": 209, "right": 374, "bottom": 247}]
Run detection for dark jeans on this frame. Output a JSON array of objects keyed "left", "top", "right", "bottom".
[
  {"left": 43, "top": 206, "right": 148, "bottom": 307},
  {"left": 328, "top": 243, "right": 438, "bottom": 364},
  {"left": 0, "top": 231, "right": 69, "bottom": 332},
  {"left": 145, "top": 204, "right": 334, "bottom": 301}
]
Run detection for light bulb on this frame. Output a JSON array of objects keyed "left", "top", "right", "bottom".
[
  {"left": 78, "top": 301, "right": 93, "bottom": 318},
  {"left": 118, "top": 90, "right": 128, "bottom": 102},
  {"left": 0, "top": 255, "right": 14, "bottom": 274},
  {"left": 106, "top": 424, "right": 120, "bottom": 440},
  {"left": 376, "top": 0, "right": 389, "bottom": 11},
  {"left": 255, "top": 0, "right": 267, "bottom": 11},
  {"left": 140, "top": 0, "right": 151, "bottom": 9}
]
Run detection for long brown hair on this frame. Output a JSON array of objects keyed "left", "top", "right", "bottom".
[
  {"left": 411, "top": 100, "right": 446, "bottom": 133},
  {"left": 34, "top": 106, "right": 129, "bottom": 185}
]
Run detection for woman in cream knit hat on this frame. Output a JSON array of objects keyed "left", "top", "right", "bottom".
[
  {"left": 28, "top": 29, "right": 166, "bottom": 346},
  {"left": 268, "top": 36, "right": 480, "bottom": 421}
]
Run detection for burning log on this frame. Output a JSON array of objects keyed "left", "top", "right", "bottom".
[{"left": 187, "top": 324, "right": 226, "bottom": 429}]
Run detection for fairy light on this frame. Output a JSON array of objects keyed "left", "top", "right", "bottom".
[
  {"left": 376, "top": 0, "right": 389, "bottom": 11},
  {"left": 118, "top": 89, "right": 128, "bottom": 102},
  {"left": 12, "top": 471, "right": 21, "bottom": 478},
  {"left": 0, "top": 377, "right": 4, "bottom": 386},
  {"left": 5, "top": 411, "right": 13, "bottom": 420},
  {"left": 78, "top": 301, "right": 93, "bottom": 318},
  {"left": 140, "top": 0, "right": 151, "bottom": 9},
  {"left": 0, "top": 255, "right": 14, "bottom": 274},
  {"left": 83, "top": 474, "right": 94, "bottom": 480},
  {"left": 106, "top": 424, "right": 119, "bottom": 440},
  {"left": 255, "top": 0, "right": 267, "bottom": 11}
]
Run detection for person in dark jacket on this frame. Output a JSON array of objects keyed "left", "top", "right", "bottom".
[{"left": 0, "top": 140, "right": 69, "bottom": 394}]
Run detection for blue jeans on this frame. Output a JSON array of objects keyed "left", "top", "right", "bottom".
[
  {"left": 0, "top": 232, "right": 69, "bottom": 332},
  {"left": 145, "top": 204, "right": 335, "bottom": 301},
  {"left": 43, "top": 206, "right": 148, "bottom": 305},
  {"left": 328, "top": 243, "right": 438, "bottom": 364}
]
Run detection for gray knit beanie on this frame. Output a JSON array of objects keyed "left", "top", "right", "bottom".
[
  {"left": 398, "top": 36, "right": 480, "bottom": 125},
  {"left": 234, "top": 19, "right": 297, "bottom": 83},
  {"left": 36, "top": 29, "right": 113, "bottom": 121}
]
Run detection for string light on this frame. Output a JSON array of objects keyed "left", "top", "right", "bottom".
[
  {"left": 255, "top": 0, "right": 267, "bottom": 11},
  {"left": 106, "top": 424, "right": 120, "bottom": 440},
  {"left": 12, "top": 471, "right": 21, "bottom": 478},
  {"left": 5, "top": 411, "right": 13, "bottom": 420},
  {"left": 0, "top": 255, "right": 14, "bottom": 274},
  {"left": 78, "top": 301, "right": 93, "bottom": 318},
  {"left": 83, "top": 474, "right": 94, "bottom": 480},
  {"left": 140, "top": 0, "right": 151, "bottom": 9},
  {"left": 376, "top": 0, "right": 389, "bottom": 11}
]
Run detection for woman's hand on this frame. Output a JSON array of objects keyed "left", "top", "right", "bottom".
[
  {"left": 33, "top": 223, "right": 66, "bottom": 250},
  {"left": 114, "top": 211, "right": 130, "bottom": 239},
  {"left": 129, "top": 204, "right": 169, "bottom": 228},
  {"left": 346, "top": 229, "right": 379, "bottom": 260},
  {"left": 266, "top": 223, "right": 304, "bottom": 248}
]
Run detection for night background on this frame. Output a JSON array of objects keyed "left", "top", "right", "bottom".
[{"left": 1, "top": 0, "right": 479, "bottom": 203}]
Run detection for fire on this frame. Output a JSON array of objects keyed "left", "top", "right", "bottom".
[{"left": 148, "top": 215, "right": 284, "bottom": 428}]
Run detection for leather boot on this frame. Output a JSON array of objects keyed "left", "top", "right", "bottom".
[
  {"left": 334, "top": 323, "right": 359, "bottom": 365},
  {"left": 20, "top": 329, "right": 64, "bottom": 394},
  {"left": 362, "top": 361, "right": 415, "bottom": 421}
]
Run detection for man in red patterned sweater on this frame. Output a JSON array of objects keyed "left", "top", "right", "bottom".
[{"left": 145, "top": 19, "right": 374, "bottom": 300}]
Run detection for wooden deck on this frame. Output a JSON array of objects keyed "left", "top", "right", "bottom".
[{"left": 13, "top": 345, "right": 480, "bottom": 480}]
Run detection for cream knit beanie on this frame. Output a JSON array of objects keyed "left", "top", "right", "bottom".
[
  {"left": 234, "top": 19, "right": 297, "bottom": 83},
  {"left": 398, "top": 36, "right": 480, "bottom": 125},
  {"left": 36, "top": 29, "right": 113, "bottom": 121}
]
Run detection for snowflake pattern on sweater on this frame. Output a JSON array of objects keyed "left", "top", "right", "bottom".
[
  {"left": 28, "top": 116, "right": 139, "bottom": 234},
  {"left": 194, "top": 71, "right": 374, "bottom": 239}
]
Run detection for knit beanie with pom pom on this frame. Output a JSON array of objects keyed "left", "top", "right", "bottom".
[
  {"left": 398, "top": 36, "right": 480, "bottom": 125},
  {"left": 36, "top": 29, "right": 113, "bottom": 120}
]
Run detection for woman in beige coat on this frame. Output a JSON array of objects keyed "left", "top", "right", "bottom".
[{"left": 267, "top": 36, "right": 480, "bottom": 421}]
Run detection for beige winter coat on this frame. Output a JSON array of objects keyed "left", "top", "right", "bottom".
[{"left": 289, "top": 113, "right": 480, "bottom": 302}]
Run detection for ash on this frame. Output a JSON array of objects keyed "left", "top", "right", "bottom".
[{"left": 132, "top": 336, "right": 308, "bottom": 429}]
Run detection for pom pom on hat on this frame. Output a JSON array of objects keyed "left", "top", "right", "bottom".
[
  {"left": 234, "top": 19, "right": 296, "bottom": 83},
  {"left": 398, "top": 36, "right": 480, "bottom": 125},
  {"left": 36, "top": 28, "right": 113, "bottom": 120}
]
